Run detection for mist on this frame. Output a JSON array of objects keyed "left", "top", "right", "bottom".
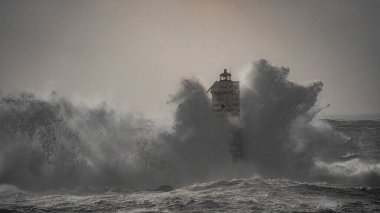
[{"left": 0, "top": 59, "right": 379, "bottom": 191}]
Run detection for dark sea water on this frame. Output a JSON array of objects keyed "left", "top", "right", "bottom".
[
  {"left": 0, "top": 118, "right": 379, "bottom": 213},
  {"left": 1, "top": 177, "right": 379, "bottom": 212}
]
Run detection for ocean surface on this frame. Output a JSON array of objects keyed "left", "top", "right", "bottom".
[{"left": 0, "top": 118, "right": 379, "bottom": 212}]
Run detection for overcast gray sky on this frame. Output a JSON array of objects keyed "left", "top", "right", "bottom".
[{"left": 1, "top": 0, "right": 379, "bottom": 119}]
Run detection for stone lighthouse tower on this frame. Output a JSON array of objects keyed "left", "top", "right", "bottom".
[
  {"left": 207, "top": 69, "right": 240, "bottom": 117},
  {"left": 207, "top": 68, "right": 243, "bottom": 160}
]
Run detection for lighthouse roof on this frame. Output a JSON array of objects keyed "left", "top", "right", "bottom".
[{"left": 206, "top": 79, "right": 239, "bottom": 93}]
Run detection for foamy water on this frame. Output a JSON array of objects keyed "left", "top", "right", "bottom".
[{"left": 1, "top": 176, "right": 379, "bottom": 212}]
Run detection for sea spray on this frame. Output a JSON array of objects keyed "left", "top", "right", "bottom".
[
  {"left": 0, "top": 59, "right": 379, "bottom": 191},
  {"left": 241, "top": 59, "right": 343, "bottom": 179}
]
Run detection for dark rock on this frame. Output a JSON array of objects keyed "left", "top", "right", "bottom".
[{"left": 154, "top": 185, "right": 174, "bottom": 192}]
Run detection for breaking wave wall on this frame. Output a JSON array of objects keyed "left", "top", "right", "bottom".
[{"left": 0, "top": 59, "right": 379, "bottom": 191}]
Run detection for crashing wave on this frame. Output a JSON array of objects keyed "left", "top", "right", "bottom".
[{"left": 0, "top": 59, "right": 378, "bottom": 191}]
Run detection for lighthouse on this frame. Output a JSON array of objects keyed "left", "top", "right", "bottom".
[
  {"left": 207, "top": 69, "right": 240, "bottom": 117},
  {"left": 207, "top": 69, "right": 243, "bottom": 160}
]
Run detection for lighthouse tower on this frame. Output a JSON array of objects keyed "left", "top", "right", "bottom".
[
  {"left": 207, "top": 68, "right": 243, "bottom": 160},
  {"left": 207, "top": 69, "right": 240, "bottom": 117}
]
